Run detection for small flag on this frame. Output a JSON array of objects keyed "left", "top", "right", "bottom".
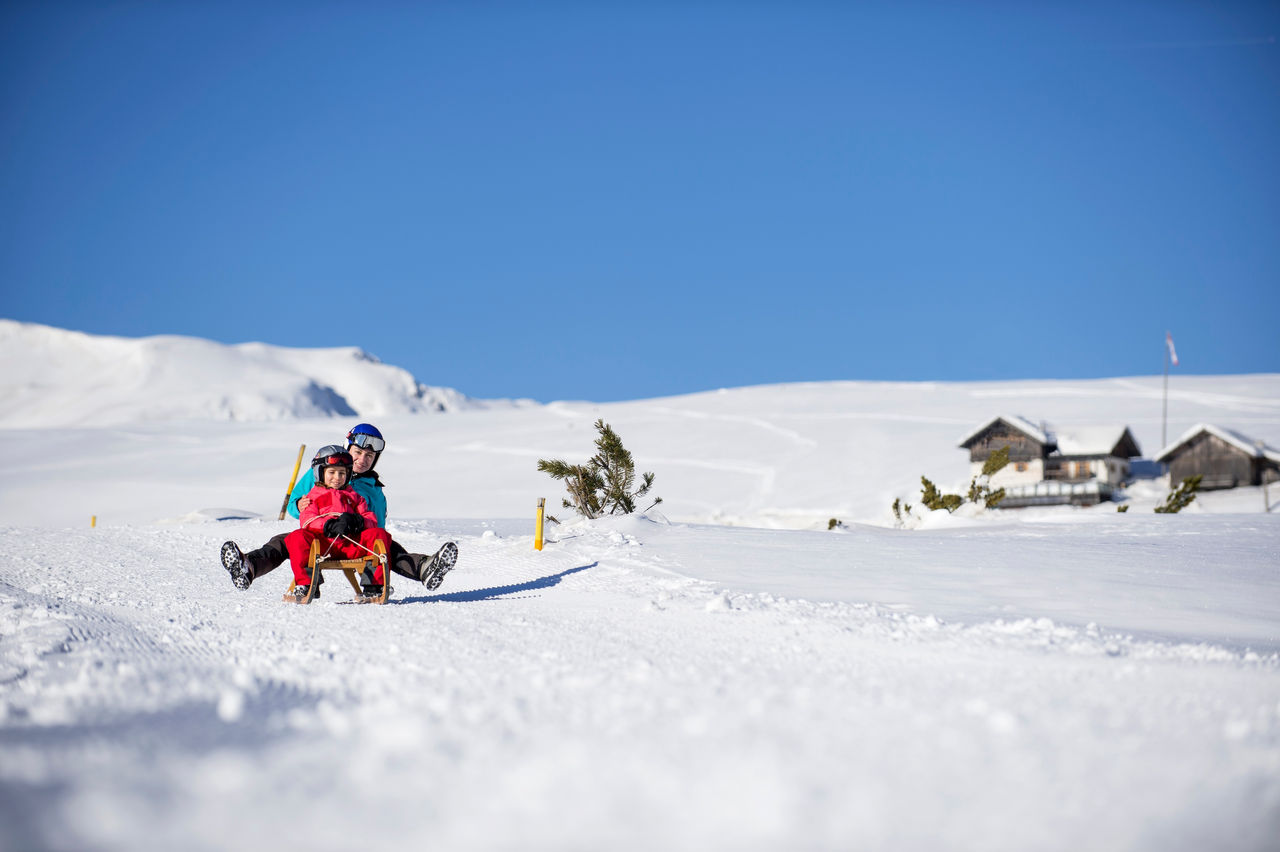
[{"left": 1166, "top": 331, "right": 1179, "bottom": 367}]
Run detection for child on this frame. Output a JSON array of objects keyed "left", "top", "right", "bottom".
[{"left": 282, "top": 445, "right": 392, "bottom": 601}]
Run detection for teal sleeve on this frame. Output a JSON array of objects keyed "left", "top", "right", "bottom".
[{"left": 287, "top": 469, "right": 316, "bottom": 519}]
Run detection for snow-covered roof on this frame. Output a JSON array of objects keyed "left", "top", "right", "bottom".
[
  {"left": 1154, "top": 423, "right": 1280, "bottom": 463},
  {"left": 957, "top": 415, "right": 1052, "bottom": 449},
  {"left": 1053, "top": 426, "right": 1141, "bottom": 459}
]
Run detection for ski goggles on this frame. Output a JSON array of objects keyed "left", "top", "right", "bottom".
[
  {"left": 347, "top": 432, "right": 385, "bottom": 453},
  {"left": 317, "top": 452, "right": 353, "bottom": 467}
]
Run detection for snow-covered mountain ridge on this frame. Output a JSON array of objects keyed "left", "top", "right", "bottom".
[{"left": 0, "top": 319, "right": 513, "bottom": 426}]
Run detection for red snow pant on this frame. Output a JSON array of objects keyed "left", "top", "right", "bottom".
[{"left": 283, "top": 527, "right": 391, "bottom": 585}]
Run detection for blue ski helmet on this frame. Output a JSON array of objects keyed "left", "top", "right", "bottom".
[{"left": 346, "top": 423, "right": 385, "bottom": 469}]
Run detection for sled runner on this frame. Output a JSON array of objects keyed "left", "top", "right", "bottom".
[{"left": 284, "top": 537, "right": 391, "bottom": 605}]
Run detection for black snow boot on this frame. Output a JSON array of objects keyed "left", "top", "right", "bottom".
[
  {"left": 417, "top": 541, "right": 459, "bottom": 590},
  {"left": 220, "top": 541, "right": 254, "bottom": 590}
]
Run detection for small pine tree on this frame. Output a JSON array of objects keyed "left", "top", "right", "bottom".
[
  {"left": 1116, "top": 504, "right": 1130, "bottom": 513},
  {"left": 538, "top": 419, "right": 661, "bottom": 519},
  {"left": 920, "top": 476, "right": 942, "bottom": 510},
  {"left": 920, "top": 476, "right": 963, "bottom": 513},
  {"left": 536, "top": 460, "right": 604, "bottom": 519},
  {"left": 966, "top": 445, "right": 1011, "bottom": 509},
  {"left": 916, "top": 445, "right": 1010, "bottom": 515},
  {"left": 1154, "top": 475, "right": 1202, "bottom": 514},
  {"left": 981, "top": 445, "right": 1012, "bottom": 479}
]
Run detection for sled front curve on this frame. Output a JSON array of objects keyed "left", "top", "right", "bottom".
[{"left": 284, "top": 537, "right": 391, "bottom": 605}]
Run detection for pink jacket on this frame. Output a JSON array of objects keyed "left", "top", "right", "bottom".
[{"left": 298, "top": 485, "right": 378, "bottom": 533}]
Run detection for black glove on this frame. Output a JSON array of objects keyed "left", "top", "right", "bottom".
[
  {"left": 337, "top": 512, "right": 365, "bottom": 537},
  {"left": 322, "top": 513, "right": 362, "bottom": 537}
]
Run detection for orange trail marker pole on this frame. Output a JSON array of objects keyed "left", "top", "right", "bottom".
[
  {"left": 278, "top": 444, "right": 306, "bottom": 520},
  {"left": 534, "top": 498, "right": 545, "bottom": 551}
]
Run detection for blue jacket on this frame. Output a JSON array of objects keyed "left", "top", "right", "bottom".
[{"left": 288, "top": 469, "right": 387, "bottom": 527}]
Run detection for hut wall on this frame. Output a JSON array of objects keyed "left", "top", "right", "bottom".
[
  {"left": 968, "top": 426, "right": 1045, "bottom": 463},
  {"left": 1167, "top": 433, "right": 1253, "bottom": 489},
  {"left": 1105, "top": 457, "right": 1130, "bottom": 484}
]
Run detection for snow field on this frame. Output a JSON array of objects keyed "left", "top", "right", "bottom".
[
  {"left": 6, "top": 371, "right": 1280, "bottom": 532},
  {"left": 2, "top": 516, "right": 1278, "bottom": 851},
  {"left": 3, "top": 333, "right": 1280, "bottom": 849}
]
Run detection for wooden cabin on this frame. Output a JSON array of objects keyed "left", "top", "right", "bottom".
[
  {"left": 957, "top": 415, "right": 1053, "bottom": 488},
  {"left": 1155, "top": 424, "right": 1280, "bottom": 490},
  {"left": 1047, "top": 426, "right": 1143, "bottom": 486},
  {"left": 958, "top": 416, "right": 1142, "bottom": 507}
]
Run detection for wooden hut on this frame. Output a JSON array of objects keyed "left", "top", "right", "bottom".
[
  {"left": 1155, "top": 424, "right": 1280, "bottom": 490},
  {"left": 958, "top": 416, "right": 1142, "bottom": 507},
  {"left": 957, "top": 415, "right": 1053, "bottom": 488},
  {"left": 1048, "top": 426, "right": 1143, "bottom": 486}
]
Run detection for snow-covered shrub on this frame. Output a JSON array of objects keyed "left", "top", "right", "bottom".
[
  {"left": 1154, "top": 475, "right": 1201, "bottom": 514},
  {"left": 895, "top": 445, "right": 1011, "bottom": 526}
]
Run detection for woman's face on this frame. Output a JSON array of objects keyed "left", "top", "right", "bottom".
[{"left": 349, "top": 445, "right": 376, "bottom": 474}]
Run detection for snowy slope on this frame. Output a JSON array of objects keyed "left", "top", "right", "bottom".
[
  {"left": 2, "top": 515, "right": 1277, "bottom": 851},
  {"left": 1, "top": 323, "right": 1278, "bottom": 851},
  {"left": 4, "top": 371, "right": 1278, "bottom": 531}
]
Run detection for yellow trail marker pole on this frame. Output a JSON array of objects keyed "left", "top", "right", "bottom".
[
  {"left": 278, "top": 444, "right": 307, "bottom": 520},
  {"left": 91, "top": 515, "right": 96, "bottom": 528},
  {"left": 534, "top": 498, "right": 545, "bottom": 551}
]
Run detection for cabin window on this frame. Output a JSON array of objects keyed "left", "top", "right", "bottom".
[{"left": 1015, "top": 462, "right": 1027, "bottom": 472}]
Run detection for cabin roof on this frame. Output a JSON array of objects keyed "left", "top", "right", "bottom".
[
  {"left": 1154, "top": 423, "right": 1280, "bottom": 463},
  {"left": 1054, "top": 426, "right": 1142, "bottom": 459},
  {"left": 957, "top": 415, "right": 1052, "bottom": 449}
]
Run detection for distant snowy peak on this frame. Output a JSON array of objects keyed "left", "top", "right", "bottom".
[{"left": 0, "top": 319, "right": 497, "bottom": 426}]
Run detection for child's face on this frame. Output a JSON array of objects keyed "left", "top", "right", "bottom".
[{"left": 323, "top": 466, "right": 349, "bottom": 488}]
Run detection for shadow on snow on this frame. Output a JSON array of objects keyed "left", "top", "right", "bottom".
[{"left": 393, "top": 562, "right": 598, "bottom": 605}]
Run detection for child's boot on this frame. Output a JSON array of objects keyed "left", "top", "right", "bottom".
[{"left": 288, "top": 584, "right": 319, "bottom": 602}]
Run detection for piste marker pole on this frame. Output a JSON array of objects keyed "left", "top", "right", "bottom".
[
  {"left": 535, "top": 498, "right": 545, "bottom": 551},
  {"left": 279, "top": 444, "right": 306, "bottom": 520}
]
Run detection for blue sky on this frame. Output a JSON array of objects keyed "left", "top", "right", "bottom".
[{"left": 3, "top": 2, "right": 1277, "bottom": 402}]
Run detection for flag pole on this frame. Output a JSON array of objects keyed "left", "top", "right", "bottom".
[{"left": 1162, "top": 334, "right": 1169, "bottom": 449}]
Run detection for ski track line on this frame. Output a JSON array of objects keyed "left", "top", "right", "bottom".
[
  {"left": 978, "top": 379, "right": 1280, "bottom": 414},
  {"left": 641, "top": 405, "right": 819, "bottom": 447}
]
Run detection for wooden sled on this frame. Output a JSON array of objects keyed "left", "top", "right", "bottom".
[{"left": 284, "top": 537, "right": 391, "bottom": 605}]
